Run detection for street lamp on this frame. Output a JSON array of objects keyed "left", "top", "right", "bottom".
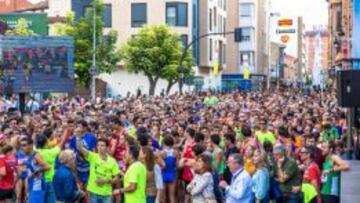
[
  {"left": 266, "top": 4, "right": 280, "bottom": 90},
  {"left": 90, "top": 0, "right": 97, "bottom": 100}
]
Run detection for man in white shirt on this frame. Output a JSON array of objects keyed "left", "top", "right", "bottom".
[
  {"left": 220, "top": 153, "right": 253, "bottom": 203},
  {"left": 26, "top": 96, "right": 40, "bottom": 113}
]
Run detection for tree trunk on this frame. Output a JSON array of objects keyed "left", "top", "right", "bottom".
[
  {"left": 166, "top": 81, "right": 175, "bottom": 95},
  {"left": 179, "top": 79, "right": 184, "bottom": 95},
  {"left": 148, "top": 76, "right": 159, "bottom": 96}
]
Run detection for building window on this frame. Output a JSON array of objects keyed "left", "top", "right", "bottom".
[
  {"left": 83, "top": 4, "right": 112, "bottom": 28},
  {"left": 240, "top": 52, "right": 254, "bottom": 66},
  {"left": 214, "top": 7, "right": 217, "bottom": 26},
  {"left": 240, "top": 3, "right": 253, "bottom": 17},
  {"left": 192, "top": 4, "right": 196, "bottom": 29},
  {"left": 103, "top": 4, "right": 112, "bottom": 28},
  {"left": 209, "top": 8, "right": 212, "bottom": 31},
  {"left": 240, "top": 52, "right": 249, "bottom": 65},
  {"left": 209, "top": 38, "right": 213, "bottom": 61},
  {"left": 219, "top": 41, "right": 223, "bottom": 66},
  {"left": 240, "top": 28, "right": 253, "bottom": 41},
  {"left": 180, "top": 34, "right": 188, "bottom": 49},
  {"left": 131, "top": 3, "right": 147, "bottom": 27},
  {"left": 223, "top": 44, "right": 226, "bottom": 65},
  {"left": 336, "top": 10, "right": 342, "bottom": 33},
  {"left": 166, "top": 3, "right": 188, "bottom": 27}
]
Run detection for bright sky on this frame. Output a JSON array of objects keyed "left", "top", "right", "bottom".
[
  {"left": 272, "top": 0, "right": 329, "bottom": 30},
  {"left": 271, "top": 0, "right": 329, "bottom": 56}
]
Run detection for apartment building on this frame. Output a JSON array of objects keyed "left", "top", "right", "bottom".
[
  {"left": 63, "top": 0, "right": 200, "bottom": 94},
  {"left": 304, "top": 29, "right": 329, "bottom": 84},
  {"left": 297, "top": 16, "right": 306, "bottom": 81},
  {"left": 327, "top": 0, "right": 353, "bottom": 70},
  {"left": 31, "top": 0, "right": 228, "bottom": 93},
  {"left": 225, "top": 0, "right": 268, "bottom": 75}
]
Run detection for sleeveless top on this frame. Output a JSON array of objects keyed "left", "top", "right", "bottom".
[
  {"left": 111, "top": 137, "right": 128, "bottom": 171},
  {"left": 26, "top": 152, "right": 45, "bottom": 193},
  {"left": 162, "top": 148, "right": 177, "bottom": 183},
  {"left": 16, "top": 151, "right": 29, "bottom": 179},
  {"left": 320, "top": 156, "right": 341, "bottom": 196},
  {"left": 212, "top": 147, "right": 225, "bottom": 175}
]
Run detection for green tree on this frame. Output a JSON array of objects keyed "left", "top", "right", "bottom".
[
  {"left": 161, "top": 52, "right": 193, "bottom": 95},
  {"left": 121, "top": 24, "right": 192, "bottom": 95},
  {"left": 5, "top": 18, "right": 35, "bottom": 36},
  {"left": 53, "top": 1, "right": 120, "bottom": 86},
  {"left": 50, "top": 12, "right": 75, "bottom": 36}
]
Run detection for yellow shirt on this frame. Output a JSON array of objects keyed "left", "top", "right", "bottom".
[{"left": 244, "top": 158, "right": 256, "bottom": 176}]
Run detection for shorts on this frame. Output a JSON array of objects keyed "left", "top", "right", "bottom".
[
  {"left": 0, "top": 189, "right": 14, "bottom": 200},
  {"left": 184, "top": 181, "right": 191, "bottom": 194}
]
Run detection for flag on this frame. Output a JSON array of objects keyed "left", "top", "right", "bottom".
[
  {"left": 213, "top": 61, "right": 219, "bottom": 76},
  {"left": 243, "top": 68, "right": 250, "bottom": 80}
]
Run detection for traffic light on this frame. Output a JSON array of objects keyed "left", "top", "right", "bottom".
[{"left": 234, "top": 28, "right": 242, "bottom": 42}]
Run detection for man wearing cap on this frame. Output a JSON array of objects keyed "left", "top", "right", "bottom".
[{"left": 273, "top": 144, "right": 301, "bottom": 202}]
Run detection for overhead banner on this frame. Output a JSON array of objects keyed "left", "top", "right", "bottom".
[{"left": 353, "top": 0, "right": 360, "bottom": 69}]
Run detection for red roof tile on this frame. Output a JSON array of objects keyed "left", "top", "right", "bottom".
[{"left": 0, "top": 0, "right": 36, "bottom": 13}]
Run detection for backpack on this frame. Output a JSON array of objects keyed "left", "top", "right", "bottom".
[{"left": 212, "top": 171, "right": 223, "bottom": 203}]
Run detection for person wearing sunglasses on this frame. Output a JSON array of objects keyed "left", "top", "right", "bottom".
[{"left": 300, "top": 146, "right": 321, "bottom": 203}]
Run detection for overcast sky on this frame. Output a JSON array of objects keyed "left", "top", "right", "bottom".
[{"left": 272, "top": 0, "right": 329, "bottom": 30}]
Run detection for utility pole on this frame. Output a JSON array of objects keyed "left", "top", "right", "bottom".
[
  {"left": 266, "top": 0, "right": 280, "bottom": 91},
  {"left": 91, "top": 0, "right": 96, "bottom": 101},
  {"left": 178, "top": 31, "right": 236, "bottom": 94}
]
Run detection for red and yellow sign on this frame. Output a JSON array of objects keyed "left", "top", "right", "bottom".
[
  {"left": 281, "top": 35, "right": 290, "bottom": 43},
  {"left": 278, "top": 19, "right": 293, "bottom": 28}
]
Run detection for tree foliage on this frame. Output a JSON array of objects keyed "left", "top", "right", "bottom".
[
  {"left": 52, "top": 0, "right": 120, "bottom": 86},
  {"left": 50, "top": 12, "right": 75, "bottom": 36},
  {"left": 0, "top": 21, "right": 8, "bottom": 35},
  {"left": 121, "top": 24, "right": 193, "bottom": 95}
]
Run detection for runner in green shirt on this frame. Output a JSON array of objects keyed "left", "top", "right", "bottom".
[
  {"left": 255, "top": 120, "right": 276, "bottom": 145},
  {"left": 210, "top": 134, "right": 225, "bottom": 176},
  {"left": 117, "top": 145, "right": 147, "bottom": 203},
  {"left": 76, "top": 129, "right": 120, "bottom": 201},
  {"left": 320, "top": 142, "right": 350, "bottom": 201},
  {"left": 204, "top": 91, "right": 218, "bottom": 108},
  {"left": 36, "top": 126, "right": 71, "bottom": 182},
  {"left": 36, "top": 126, "right": 72, "bottom": 203}
]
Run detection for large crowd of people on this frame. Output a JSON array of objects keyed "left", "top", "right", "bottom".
[{"left": 0, "top": 88, "right": 355, "bottom": 203}]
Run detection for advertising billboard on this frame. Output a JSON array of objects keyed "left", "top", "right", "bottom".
[
  {"left": 0, "top": 13, "right": 48, "bottom": 35},
  {"left": 275, "top": 17, "right": 297, "bottom": 44},
  {"left": 353, "top": 0, "right": 360, "bottom": 69},
  {"left": 0, "top": 36, "right": 74, "bottom": 94}
]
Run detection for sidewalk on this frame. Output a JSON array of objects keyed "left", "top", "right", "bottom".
[{"left": 341, "top": 161, "right": 360, "bottom": 203}]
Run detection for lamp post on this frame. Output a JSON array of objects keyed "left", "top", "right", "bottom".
[
  {"left": 266, "top": 0, "right": 280, "bottom": 90},
  {"left": 91, "top": 0, "right": 97, "bottom": 101}
]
